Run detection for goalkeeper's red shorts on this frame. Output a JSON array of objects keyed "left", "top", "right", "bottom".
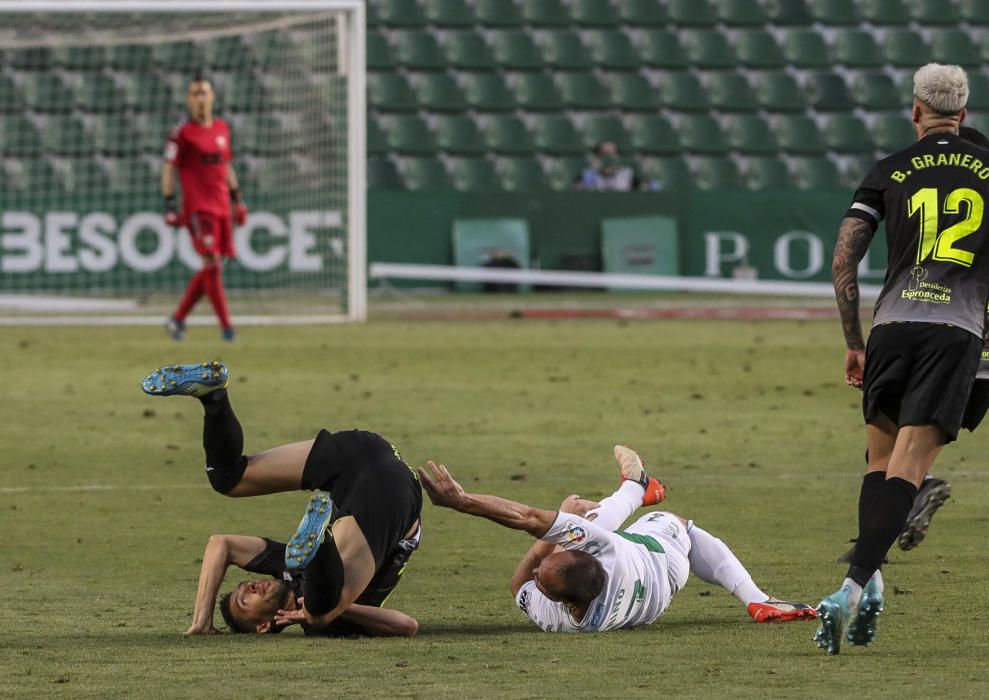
[{"left": 188, "top": 211, "right": 235, "bottom": 258}]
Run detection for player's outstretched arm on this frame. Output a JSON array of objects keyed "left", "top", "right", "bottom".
[
  {"left": 418, "top": 461, "right": 557, "bottom": 538},
  {"left": 832, "top": 216, "right": 875, "bottom": 388},
  {"left": 186, "top": 534, "right": 267, "bottom": 636}
]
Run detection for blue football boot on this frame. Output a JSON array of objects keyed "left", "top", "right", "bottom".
[
  {"left": 141, "top": 361, "right": 228, "bottom": 398},
  {"left": 813, "top": 588, "right": 852, "bottom": 655},
  {"left": 847, "top": 576, "right": 884, "bottom": 647},
  {"left": 285, "top": 491, "right": 334, "bottom": 570}
]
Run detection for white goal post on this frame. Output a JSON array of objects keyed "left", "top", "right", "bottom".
[{"left": 0, "top": 0, "right": 366, "bottom": 325}]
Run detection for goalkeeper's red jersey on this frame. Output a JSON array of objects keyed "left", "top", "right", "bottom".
[{"left": 164, "top": 118, "right": 233, "bottom": 219}]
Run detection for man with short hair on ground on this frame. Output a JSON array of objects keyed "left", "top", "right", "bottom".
[
  {"left": 141, "top": 361, "right": 421, "bottom": 635},
  {"left": 162, "top": 73, "right": 248, "bottom": 342},
  {"left": 819, "top": 63, "right": 989, "bottom": 654},
  {"left": 419, "top": 446, "right": 816, "bottom": 633}
]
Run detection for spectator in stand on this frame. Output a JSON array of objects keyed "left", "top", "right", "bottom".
[{"left": 573, "top": 141, "right": 656, "bottom": 191}]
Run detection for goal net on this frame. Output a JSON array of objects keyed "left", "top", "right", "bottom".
[{"left": 0, "top": 1, "right": 366, "bottom": 324}]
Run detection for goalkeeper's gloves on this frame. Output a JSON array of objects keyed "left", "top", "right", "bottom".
[
  {"left": 231, "top": 188, "right": 248, "bottom": 226},
  {"left": 164, "top": 195, "right": 181, "bottom": 227}
]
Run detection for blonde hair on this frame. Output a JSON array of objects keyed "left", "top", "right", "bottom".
[{"left": 914, "top": 63, "right": 969, "bottom": 115}]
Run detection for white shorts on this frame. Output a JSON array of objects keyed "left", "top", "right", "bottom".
[{"left": 624, "top": 511, "right": 691, "bottom": 597}]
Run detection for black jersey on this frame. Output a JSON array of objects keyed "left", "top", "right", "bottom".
[{"left": 846, "top": 132, "right": 989, "bottom": 338}]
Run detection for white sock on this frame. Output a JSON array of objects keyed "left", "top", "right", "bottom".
[
  {"left": 839, "top": 578, "right": 863, "bottom": 610},
  {"left": 870, "top": 570, "right": 884, "bottom": 594},
  {"left": 585, "top": 481, "right": 643, "bottom": 530},
  {"left": 687, "top": 524, "right": 767, "bottom": 607}
]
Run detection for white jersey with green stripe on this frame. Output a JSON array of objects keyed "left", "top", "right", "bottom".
[{"left": 514, "top": 511, "right": 686, "bottom": 633}]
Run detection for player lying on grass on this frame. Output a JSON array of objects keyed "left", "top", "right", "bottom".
[
  {"left": 141, "top": 361, "right": 421, "bottom": 636},
  {"left": 419, "top": 446, "right": 816, "bottom": 633}
]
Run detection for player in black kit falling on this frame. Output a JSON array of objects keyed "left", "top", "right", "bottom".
[{"left": 814, "top": 64, "right": 989, "bottom": 655}]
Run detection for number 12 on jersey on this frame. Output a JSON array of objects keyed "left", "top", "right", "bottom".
[{"left": 907, "top": 187, "right": 984, "bottom": 268}]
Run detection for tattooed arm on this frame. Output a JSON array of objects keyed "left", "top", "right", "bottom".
[{"left": 832, "top": 216, "right": 876, "bottom": 387}]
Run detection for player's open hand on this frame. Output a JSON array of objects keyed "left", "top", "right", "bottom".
[
  {"left": 844, "top": 348, "right": 865, "bottom": 389},
  {"left": 183, "top": 622, "right": 220, "bottom": 636},
  {"left": 274, "top": 605, "right": 306, "bottom": 628},
  {"left": 418, "top": 461, "right": 467, "bottom": 510},
  {"left": 560, "top": 494, "right": 600, "bottom": 518}
]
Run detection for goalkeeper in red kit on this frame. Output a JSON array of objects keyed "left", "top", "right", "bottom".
[{"left": 162, "top": 74, "right": 247, "bottom": 342}]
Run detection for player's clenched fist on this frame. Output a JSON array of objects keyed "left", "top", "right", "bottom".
[{"left": 164, "top": 195, "right": 181, "bottom": 227}]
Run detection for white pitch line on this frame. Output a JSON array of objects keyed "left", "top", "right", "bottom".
[{"left": 0, "top": 483, "right": 202, "bottom": 494}]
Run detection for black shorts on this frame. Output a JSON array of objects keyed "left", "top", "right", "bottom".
[
  {"left": 863, "top": 322, "right": 982, "bottom": 442},
  {"left": 301, "top": 429, "right": 422, "bottom": 570},
  {"left": 962, "top": 380, "right": 989, "bottom": 431}
]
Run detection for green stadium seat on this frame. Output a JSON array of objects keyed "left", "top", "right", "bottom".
[
  {"left": 4, "top": 158, "right": 61, "bottom": 193},
  {"left": 736, "top": 30, "right": 785, "bottom": 68},
  {"left": 783, "top": 30, "right": 831, "bottom": 68},
  {"left": 639, "top": 31, "right": 689, "bottom": 69},
  {"left": 95, "top": 115, "right": 142, "bottom": 157},
  {"left": 109, "top": 45, "right": 154, "bottom": 71},
  {"left": 590, "top": 31, "right": 640, "bottom": 70},
  {"left": 0, "top": 116, "right": 43, "bottom": 156},
  {"left": 63, "top": 158, "right": 111, "bottom": 193},
  {"left": 252, "top": 158, "right": 304, "bottom": 194},
  {"left": 125, "top": 73, "right": 173, "bottom": 113},
  {"left": 852, "top": 73, "right": 902, "bottom": 110},
  {"left": 608, "top": 73, "right": 659, "bottom": 112},
  {"left": 809, "top": 0, "right": 861, "bottom": 24},
  {"left": 754, "top": 72, "right": 805, "bottom": 111},
  {"left": 395, "top": 31, "right": 446, "bottom": 70},
  {"left": 806, "top": 73, "right": 853, "bottom": 111},
  {"left": 718, "top": 0, "right": 769, "bottom": 25},
  {"left": 376, "top": 0, "right": 426, "bottom": 26},
  {"left": 684, "top": 30, "right": 736, "bottom": 69},
  {"left": 383, "top": 116, "right": 437, "bottom": 154},
  {"left": 141, "top": 114, "right": 174, "bottom": 155},
  {"left": 776, "top": 115, "right": 826, "bottom": 154},
  {"left": 885, "top": 29, "right": 931, "bottom": 67},
  {"left": 367, "top": 117, "right": 388, "bottom": 155},
  {"left": 403, "top": 158, "right": 452, "bottom": 189},
  {"left": 53, "top": 46, "right": 106, "bottom": 70},
  {"left": 645, "top": 158, "right": 691, "bottom": 190},
  {"left": 616, "top": 0, "right": 668, "bottom": 25},
  {"left": 240, "top": 116, "right": 300, "bottom": 156},
  {"left": 931, "top": 29, "right": 980, "bottom": 67},
  {"left": 573, "top": 0, "right": 620, "bottom": 25},
  {"left": 416, "top": 73, "right": 468, "bottom": 112},
  {"left": 658, "top": 73, "right": 709, "bottom": 112},
  {"left": 462, "top": 73, "right": 516, "bottom": 111},
  {"left": 744, "top": 157, "right": 791, "bottom": 188},
  {"left": 226, "top": 72, "right": 269, "bottom": 112},
  {"left": 23, "top": 74, "right": 74, "bottom": 113},
  {"left": 542, "top": 31, "right": 593, "bottom": 70},
  {"left": 707, "top": 72, "right": 758, "bottom": 112},
  {"left": 512, "top": 73, "right": 565, "bottom": 111},
  {"left": 75, "top": 73, "right": 119, "bottom": 112},
  {"left": 202, "top": 37, "right": 247, "bottom": 72},
  {"left": 872, "top": 114, "right": 917, "bottom": 153},
  {"left": 434, "top": 115, "right": 488, "bottom": 154},
  {"left": 629, "top": 115, "right": 680, "bottom": 155},
  {"left": 484, "top": 115, "right": 535, "bottom": 154},
  {"left": 966, "top": 74, "right": 989, "bottom": 110},
  {"left": 0, "top": 75, "right": 24, "bottom": 113},
  {"left": 44, "top": 115, "right": 93, "bottom": 156},
  {"left": 445, "top": 32, "right": 496, "bottom": 70},
  {"left": 498, "top": 158, "right": 549, "bottom": 190},
  {"left": 520, "top": 0, "right": 571, "bottom": 26},
  {"left": 910, "top": 0, "right": 959, "bottom": 24},
  {"left": 668, "top": 0, "right": 717, "bottom": 26},
  {"left": 558, "top": 73, "right": 611, "bottom": 110},
  {"left": 861, "top": 0, "right": 911, "bottom": 24},
  {"left": 545, "top": 157, "right": 587, "bottom": 188},
  {"left": 475, "top": 0, "right": 525, "bottom": 26},
  {"left": 423, "top": 0, "right": 475, "bottom": 26},
  {"left": 367, "top": 32, "right": 397, "bottom": 71},
  {"left": 532, "top": 115, "right": 584, "bottom": 155},
  {"left": 693, "top": 157, "right": 742, "bottom": 189},
  {"left": 367, "top": 73, "right": 417, "bottom": 112},
  {"left": 264, "top": 71, "right": 311, "bottom": 109},
  {"left": 368, "top": 158, "right": 404, "bottom": 189},
  {"left": 8, "top": 47, "right": 54, "bottom": 71},
  {"left": 825, "top": 115, "right": 874, "bottom": 153},
  {"left": 763, "top": 0, "right": 813, "bottom": 24},
  {"left": 153, "top": 41, "right": 204, "bottom": 71},
  {"left": 491, "top": 31, "right": 543, "bottom": 70},
  {"left": 960, "top": 0, "right": 989, "bottom": 23},
  {"left": 582, "top": 115, "right": 630, "bottom": 151},
  {"left": 832, "top": 29, "right": 884, "bottom": 67},
  {"left": 680, "top": 116, "right": 729, "bottom": 154},
  {"left": 841, "top": 157, "right": 877, "bottom": 189},
  {"left": 725, "top": 115, "right": 778, "bottom": 154},
  {"left": 792, "top": 157, "right": 842, "bottom": 189},
  {"left": 253, "top": 32, "right": 304, "bottom": 68},
  {"left": 450, "top": 157, "right": 501, "bottom": 190}
]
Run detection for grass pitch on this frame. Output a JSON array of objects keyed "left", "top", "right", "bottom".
[{"left": 2, "top": 317, "right": 988, "bottom": 698}]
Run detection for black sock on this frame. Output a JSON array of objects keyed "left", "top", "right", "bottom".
[
  {"left": 200, "top": 389, "right": 247, "bottom": 494},
  {"left": 302, "top": 536, "right": 345, "bottom": 617},
  {"left": 848, "top": 477, "right": 918, "bottom": 586},
  {"left": 846, "top": 471, "right": 886, "bottom": 559}
]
